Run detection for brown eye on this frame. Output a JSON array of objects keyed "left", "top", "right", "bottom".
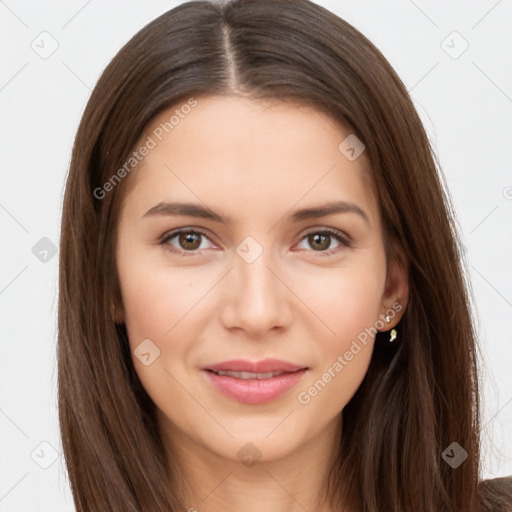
[
  {"left": 178, "top": 232, "right": 202, "bottom": 250},
  {"left": 308, "top": 233, "right": 331, "bottom": 251},
  {"left": 296, "top": 228, "right": 351, "bottom": 255},
  {"left": 160, "top": 229, "right": 215, "bottom": 255}
]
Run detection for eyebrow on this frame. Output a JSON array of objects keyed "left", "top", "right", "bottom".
[{"left": 142, "top": 200, "right": 370, "bottom": 225}]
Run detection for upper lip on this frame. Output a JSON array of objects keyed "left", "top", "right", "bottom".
[{"left": 203, "top": 358, "right": 307, "bottom": 373}]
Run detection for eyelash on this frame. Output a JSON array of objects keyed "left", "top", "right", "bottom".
[{"left": 159, "top": 227, "right": 351, "bottom": 257}]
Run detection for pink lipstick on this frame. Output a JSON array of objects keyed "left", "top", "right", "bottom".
[{"left": 202, "top": 358, "right": 308, "bottom": 404}]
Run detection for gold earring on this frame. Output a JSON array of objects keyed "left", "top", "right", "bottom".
[{"left": 385, "top": 314, "right": 397, "bottom": 343}]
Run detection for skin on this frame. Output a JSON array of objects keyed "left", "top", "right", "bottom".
[{"left": 115, "top": 95, "right": 408, "bottom": 512}]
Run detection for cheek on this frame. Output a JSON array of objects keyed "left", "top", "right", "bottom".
[
  {"left": 314, "top": 273, "right": 381, "bottom": 371},
  {"left": 292, "top": 258, "right": 385, "bottom": 412},
  {"left": 117, "top": 243, "right": 203, "bottom": 347},
  {"left": 290, "top": 259, "right": 385, "bottom": 341},
  {"left": 117, "top": 258, "right": 200, "bottom": 412},
  {"left": 295, "top": 282, "right": 378, "bottom": 420},
  {"left": 117, "top": 250, "right": 217, "bottom": 407},
  {"left": 120, "top": 274, "right": 175, "bottom": 345}
]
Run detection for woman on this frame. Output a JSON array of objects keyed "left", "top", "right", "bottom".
[{"left": 57, "top": 0, "right": 512, "bottom": 510}]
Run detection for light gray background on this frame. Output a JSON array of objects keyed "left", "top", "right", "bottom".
[{"left": 1, "top": 1, "right": 511, "bottom": 510}]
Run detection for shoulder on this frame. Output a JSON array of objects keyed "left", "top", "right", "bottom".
[{"left": 478, "top": 475, "right": 512, "bottom": 511}]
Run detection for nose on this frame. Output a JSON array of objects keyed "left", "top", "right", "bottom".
[{"left": 219, "top": 245, "right": 293, "bottom": 337}]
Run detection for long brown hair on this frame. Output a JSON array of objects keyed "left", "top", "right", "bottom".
[{"left": 57, "top": 0, "right": 502, "bottom": 510}]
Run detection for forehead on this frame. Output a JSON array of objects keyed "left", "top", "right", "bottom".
[{"left": 118, "top": 95, "right": 379, "bottom": 224}]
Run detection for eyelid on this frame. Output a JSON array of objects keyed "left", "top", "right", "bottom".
[
  {"left": 158, "top": 226, "right": 212, "bottom": 244},
  {"left": 301, "top": 226, "right": 351, "bottom": 242}
]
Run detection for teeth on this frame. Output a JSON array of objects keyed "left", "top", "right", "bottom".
[{"left": 214, "top": 370, "right": 285, "bottom": 379}]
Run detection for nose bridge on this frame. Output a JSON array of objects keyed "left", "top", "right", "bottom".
[{"left": 221, "top": 235, "right": 291, "bottom": 334}]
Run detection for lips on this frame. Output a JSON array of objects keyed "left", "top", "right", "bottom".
[
  {"left": 203, "top": 358, "right": 307, "bottom": 374},
  {"left": 202, "top": 358, "right": 308, "bottom": 404}
]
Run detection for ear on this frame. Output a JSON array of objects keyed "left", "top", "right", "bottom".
[{"left": 380, "top": 239, "right": 409, "bottom": 329}]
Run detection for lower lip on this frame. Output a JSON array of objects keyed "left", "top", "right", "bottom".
[{"left": 203, "top": 369, "right": 307, "bottom": 404}]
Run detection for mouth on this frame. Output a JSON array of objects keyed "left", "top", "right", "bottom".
[
  {"left": 203, "top": 358, "right": 307, "bottom": 374},
  {"left": 201, "top": 360, "right": 308, "bottom": 404},
  {"left": 205, "top": 369, "right": 291, "bottom": 380}
]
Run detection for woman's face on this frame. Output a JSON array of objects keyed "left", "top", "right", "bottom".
[{"left": 115, "top": 95, "right": 407, "bottom": 464}]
